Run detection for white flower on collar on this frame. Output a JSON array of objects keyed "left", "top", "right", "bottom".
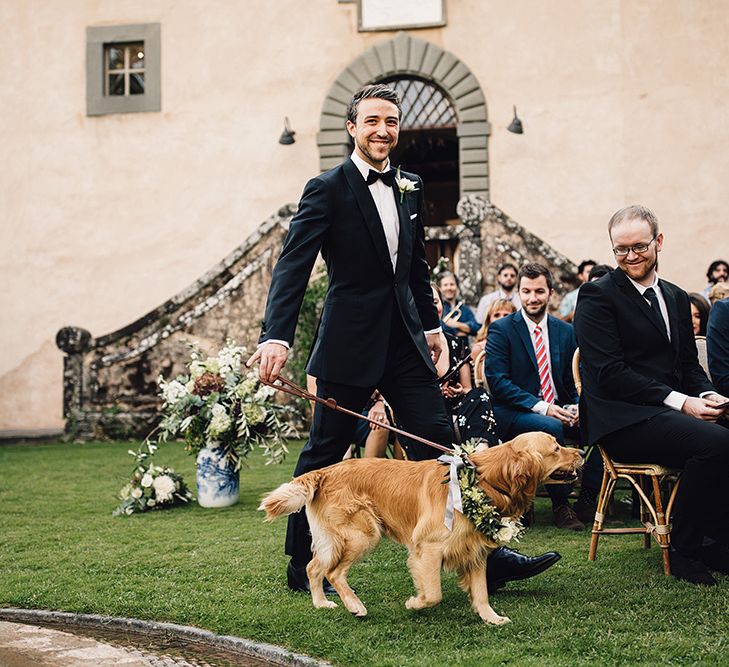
[{"left": 395, "top": 166, "right": 419, "bottom": 203}]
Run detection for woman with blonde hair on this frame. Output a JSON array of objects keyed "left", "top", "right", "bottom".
[{"left": 471, "top": 298, "right": 517, "bottom": 358}]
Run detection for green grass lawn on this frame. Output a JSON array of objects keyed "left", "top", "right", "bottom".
[{"left": 1, "top": 440, "right": 727, "bottom": 666}]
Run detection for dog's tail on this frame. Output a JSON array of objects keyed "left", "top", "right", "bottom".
[{"left": 258, "top": 471, "right": 322, "bottom": 522}]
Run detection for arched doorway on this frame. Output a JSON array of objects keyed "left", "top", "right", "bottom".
[
  {"left": 317, "top": 32, "right": 490, "bottom": 292},
  {"left": 384, "top": 77, "right": 459, "bottom": 269}
]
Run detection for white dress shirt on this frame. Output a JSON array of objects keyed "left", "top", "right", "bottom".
[
  {"left": 521, "top": 310, "right": 557, "bottom": 416},
  {"left": 350, "top": 151, "right": 400, "bottom": 271}
]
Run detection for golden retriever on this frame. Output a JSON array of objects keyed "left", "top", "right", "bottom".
[{"left": 259, "top": 432, "right": 581, "bottom": 625}]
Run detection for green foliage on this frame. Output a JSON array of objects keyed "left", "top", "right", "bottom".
[
  {"left": 287, "top": 267, "right": 328, "bottom": 389},
  {"left": 2, "top": 440, "right": 728, "bottom": 666}
]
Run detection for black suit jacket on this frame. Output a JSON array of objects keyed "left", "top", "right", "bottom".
[
  {"left": 485, "top": 311, "right": 578, "bottom": 433},
  {"left": 259, "top": 158, "right": 437, "bottom": 387},
  {"left": 573, "top": 268, "right": 714, "bottom": 444}
]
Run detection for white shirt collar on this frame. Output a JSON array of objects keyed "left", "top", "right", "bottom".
[
  {"left": 350, "top": 151, "right": 391, "bottom": 181},
  {"left": 626, "top": 272, "right": 659, "bottom": 295},
  {"left": 521, "top": 308, "right": 548, "bottom": 334}
]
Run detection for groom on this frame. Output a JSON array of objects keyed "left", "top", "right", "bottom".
[{"left": 247, "top": 84, "right": 559, "bottom": 593}]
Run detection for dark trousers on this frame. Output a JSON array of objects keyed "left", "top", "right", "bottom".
[
  {"left": 601, "top": 412, "right": 729, "bottom": 557},
  {"left": 285, "top": 312, "right": 455, "bottom": 565},
  {"left": 496, "top": 410, "right": 598, "bottom": 506}
]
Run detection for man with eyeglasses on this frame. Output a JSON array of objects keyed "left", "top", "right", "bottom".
[{"left": 574, "top": 204, "right": 729, "bottom": 586}]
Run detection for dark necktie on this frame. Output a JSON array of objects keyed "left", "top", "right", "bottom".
[
  {"left": 643, "top": 287, "right": 666, "bottom": 330},
  {"left": 366, "top": 169, "right": 396, "bottom": 187}
]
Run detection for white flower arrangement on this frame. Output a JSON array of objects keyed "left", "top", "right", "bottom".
[
  {"left": 394, "top": 166, "right": 419, "bottom": 203},
  {"left": 157, "top": 340, "right": 295, "bottom": 469},
  {"left": 113, "top": 451, "right": 193, "bottom": 517}
]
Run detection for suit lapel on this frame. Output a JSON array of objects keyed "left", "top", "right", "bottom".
[
  {"left": 613, "top": 269, "right": 669, "bottom": 341},
  {"left": 547, "top": 316, "right": 562, "bottom": 388},
  {"left": 659, "top": 279, "right": 681, "bottom": 354},
  {"left": 513, "top": 311, "right": 539, "bottom": 373},
  {"left": 393, "top": 187, "right": 413, "bottom": 280},
  {"left": 343, "top": 159, "right": 394, "bottom": 278}
]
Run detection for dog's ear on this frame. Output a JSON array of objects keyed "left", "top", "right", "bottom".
[{"left": 506, "top": 451, "right": 539, "bottom": 499}]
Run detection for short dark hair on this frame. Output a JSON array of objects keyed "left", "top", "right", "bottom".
[
  {"left": 346, "top": 84, "right": 401, "bottom": 124},
  {"left": 517, "top": 262, "right": 554, "bottom": 290},
  {"left": 587, "top": 264, "right": 613, "bottom": 281},
  {"left": 608, "top": 204, "right": 659, "bottom": 239},
  {"left": 706, "top": 259, "right": 729, "bottom": 282},
  {"left": 578, "top": 259, "right": 597, "bottom": 275},
  {"left": 498, "top": 263, "right": 518, "bottom": 275}
]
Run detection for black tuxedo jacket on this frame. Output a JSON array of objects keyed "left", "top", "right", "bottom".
[
  {"left": 259, "top": 158, "right": 437, "bottom": 387},
  {"left": 573, "top": 268, "right": 714, "bottom": 444},
  {"left": 485, "top": 311, "right": 578, "bottom": 433}
]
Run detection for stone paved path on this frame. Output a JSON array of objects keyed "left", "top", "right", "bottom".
[{"left": 0, "top": 621, "right": 216, "bottom": 666}]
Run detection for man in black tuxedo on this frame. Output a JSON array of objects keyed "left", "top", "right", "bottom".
[
  {"left": 247, "top": 84, "right": 559, "bottom": 594},
  {"left": 574, "top": 205, "right": 729, "bottom": 585}
]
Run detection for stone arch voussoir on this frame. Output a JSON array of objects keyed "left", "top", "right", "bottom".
[{"left": 317, "top": 32, "right": 490, "bottom": 199}]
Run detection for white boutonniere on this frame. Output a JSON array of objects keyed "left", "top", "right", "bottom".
[{"left": 395, "top": 166, "right": 419, "bottom": 204}]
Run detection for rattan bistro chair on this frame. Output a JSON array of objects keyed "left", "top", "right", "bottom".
[
  {"left": 572, "top": 348, "right": 681, "bottom": 575},
  {"left": 473, "top": 349, "right": 487, "bottom": 388},
  {"left": 694, "top": 335, "right": 711, "bottom": 380}
]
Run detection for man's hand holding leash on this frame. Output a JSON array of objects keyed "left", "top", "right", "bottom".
[{"left": 247, "top": 341, "right": 288, "bottom": 384}]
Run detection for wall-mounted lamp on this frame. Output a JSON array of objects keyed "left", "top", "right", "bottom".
[
  {"left": 278, "top": 117, "right": 296, "bottom": 145},
  {"left": 507, "top": 106, "right": 524, "bottom": 134}
]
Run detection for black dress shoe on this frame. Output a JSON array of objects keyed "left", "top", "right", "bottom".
[
  {"left": 486, "top": 547, "right": 561, "bottom": 593},
  {"left": 287, "top": 561, "right": 338, "bottom": 595},
  {"left": 670, "top": 549, "right": 717, "bottom": 586}
]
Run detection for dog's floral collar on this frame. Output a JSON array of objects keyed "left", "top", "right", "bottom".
[{"left": 439, "top": 440, "right": 525, "bottom": 544}]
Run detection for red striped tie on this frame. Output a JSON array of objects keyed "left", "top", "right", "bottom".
[{"left": 534, "top": 325, "right": 555, "bottom": 404}]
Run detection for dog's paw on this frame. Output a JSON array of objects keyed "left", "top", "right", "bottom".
[
  {"left": 313, "top": 599, "right": 338, "bottom": 609},
  {"left": 405, "top": 596, "right": 425, "bottom": 610},
  {"left": 482, "top": 612, "right": 511, "bottom": 625}
]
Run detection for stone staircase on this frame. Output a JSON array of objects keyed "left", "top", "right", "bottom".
[{"left": 56, "top": 197, "right": 576, "bottom": 439}]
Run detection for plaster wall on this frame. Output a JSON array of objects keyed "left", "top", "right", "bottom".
[{"left": 1, "top": 0, "right": 727, "bottom": 429}]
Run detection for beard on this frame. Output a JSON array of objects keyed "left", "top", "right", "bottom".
[
  {"left": 623, "top": 254, "right": 658, "bottom": 282},
  {"left": 355, "top": 136, "right": 395, "bottom": 168},
  {"left": 524, "top": 302, "right": 548, "bottom": 321}
]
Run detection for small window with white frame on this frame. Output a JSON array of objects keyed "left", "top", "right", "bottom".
[{"left": 105, "top": 42, "right": 146, "bottom": 96}]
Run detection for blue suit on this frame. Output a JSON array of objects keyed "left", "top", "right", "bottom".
[
  {"left": 485, "top": 311, "right": 578, "bottom": 434},
  {"left": 707, "top": 297, "right": 729, "bottom": 396},
  {"left": 485, "top": 311, "right": 587, "bottom": 503}
]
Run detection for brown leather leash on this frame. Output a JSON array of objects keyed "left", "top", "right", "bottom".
[{"left": 266, "top": 374, "right": 455, "bottom": 455}]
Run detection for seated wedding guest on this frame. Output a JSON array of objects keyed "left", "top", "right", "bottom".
[
  {"left": 709, "top": 281, "right": 729, "bottom": 304},
  {"left": 432, "top": 284, "right": 499, "bottom": 445},
  {"left": 689, "top": 293, "right": 711, "bottom": 337},
  {"left": 471, "top": 298, "right": 518, "bottom": 358},
  {"left": 439, "top": 271, "right": 479, "bottom": 340},
  {"left": 587, "top": 263, "right": 613, "bottom": 281},
  {"left": 701, "top": 259, "right": 728, "bottom": 299},
  {"left": 475, "top": 263, "right": 520, "bottom": 323},
  {"left": 575, "top": 205, "right": 729, "bottom": 585},
  {"left": 485, "top": 263, "right": 603, "bottom": 530},
  {"left": 707, "top": 297, "right": 729, "bottom": 397},
  {"left": 558, "top": 259, "right": 597, "bottom": 322}
]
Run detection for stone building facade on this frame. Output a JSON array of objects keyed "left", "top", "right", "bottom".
[{"left": 3, "top": 1, "right": 728, "bottom": 432}]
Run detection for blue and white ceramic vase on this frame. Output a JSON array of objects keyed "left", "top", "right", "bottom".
[{"left": 196, "top": 446, "right": 240, "bottom": 508}]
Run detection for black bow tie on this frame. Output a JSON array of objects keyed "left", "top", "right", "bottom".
[{"left": 366, "top": 168, "right": 396, "bottom": 187}]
